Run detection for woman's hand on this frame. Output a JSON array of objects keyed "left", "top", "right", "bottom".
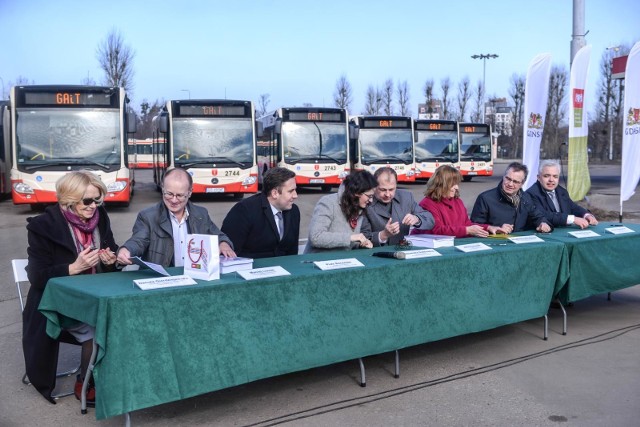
[
  {"left": 466, "top": 225, "right": 489, "bottom": 237},
  {"left": 69, "top": 246, "right": 100, "bottom": 275},
  {"left": 99, "top": 248, "right": 117, "bottom": 266},
  {"left": 351, "top": 233, "right": 373, "bottom": 248}
]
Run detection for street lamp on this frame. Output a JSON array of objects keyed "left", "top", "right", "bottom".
[
  {"left": 471, "top": 54, "right": 498, "bottom": 124},
  {"left": 606, "top": 46, "right": 621, "bottom": 161},
  {"left": 181, "top": 89, "right": 191, "bottom": 100}
]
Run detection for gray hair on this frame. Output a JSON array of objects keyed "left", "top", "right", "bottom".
[{"left": 538, "top": 159, "right": 561, "bottom": 175}]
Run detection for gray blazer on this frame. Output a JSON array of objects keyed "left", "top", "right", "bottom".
[
  {"left": 121, "top": 201, "right": 233, "bottom": 266},
  {"left": 304, "top": 192, "right": 363, "bottom": 253},
  {"left": 361, "top": 189, "right": 435, "bottom": 246}
]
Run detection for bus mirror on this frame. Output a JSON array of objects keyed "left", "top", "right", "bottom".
[
  {"left": 127, "top": 112, "right": 137, "bottom": 133},
  {"left": 274, "top": 118, "right": 282, "bottom": 135},
  {"left": 159, "top": 115, "right": 168, "bottom": 133},
  {"left": 256, "top": 121, "right": 264, "bottom": 138},
  {"left": 349, "top": 123, "right": 359, "bottom": 141}
]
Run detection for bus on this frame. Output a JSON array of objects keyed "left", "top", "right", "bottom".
[
  {"left": 153, "top": 99, "right": 258, "bottom": 196},
  {"left": 256, "top": 107, "right": 349, "bottom": 191},
  {"left": 1, "top": 101, "right": 10, "bottom": 198},
  {"left": 8, "top": 85, "right": 136, "bottom": 205},
  {"left": 413, "top": 119, "right": 459, "bottom": 179},
  {"left": 458, "top": 122, "right": 494, "bottom": 181},
  {"left": 348, "top": 115, "right": 415, "bottom": 182},
  {"left": 128, "top": 138, "right": 166, "bottom": 169}
]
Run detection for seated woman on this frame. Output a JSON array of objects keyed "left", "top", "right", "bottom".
[
  {"left": 413, "top": 165, "right": 507, "bottom": 238},
  {"left": 304, "top": 170, "right": 378, "bottom": 253},
  {"left": 24, "top": 171, "right": 118, "bottom": 406}
]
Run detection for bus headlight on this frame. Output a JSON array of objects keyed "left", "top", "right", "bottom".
[
  {"left": 107, "top": 181, "right": 127, "bottom": 192},
  {"left": 242, "top": 176, "right": 257, "bottom": 186},
  {"left": 406, "top": 170, "right": 415, "bottom": 177},
  {"left": 339, "top": 171, "right": 349, "bottom": 179},
  {"left": 13, "top": 182, "right": 35, "bottom": 194}
]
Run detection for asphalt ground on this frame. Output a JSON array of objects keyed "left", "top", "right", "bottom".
[{"left": 1, "top": 160, "right": 639, "bottom": 426}]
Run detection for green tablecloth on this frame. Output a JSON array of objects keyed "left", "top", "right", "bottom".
[
  {"left": 541, "top": 223, "right": 640, "bottom": 303},
  {"left": 39, "top": 241, "right": 568, "bottom": 420}
]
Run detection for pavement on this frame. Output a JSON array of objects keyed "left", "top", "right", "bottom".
[{"left": 1, "top": 161, "right": 640, "bottom": 426}]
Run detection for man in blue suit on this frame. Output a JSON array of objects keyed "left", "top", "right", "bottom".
[
  {"left": 526, "top": 160, "right": 598, "bottom": 229},
  {"left": 222, "top": 167, "right": 300, "bottom": 258}
]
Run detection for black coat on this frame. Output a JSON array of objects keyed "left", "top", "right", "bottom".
[
  {"left": 23, "top": 205, "right": 117, "bottom": 403},
  {"left": 221, "top": 193, "right": 300, "bottom": 259},
  {"left": 526, "top": 181, "right": 590, "bottom": 227}
]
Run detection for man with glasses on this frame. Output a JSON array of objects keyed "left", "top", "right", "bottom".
[
  {"left": 526, "top": 159, "right": 598, "bottom": 229},
  {"left": 361, "top": 167, "right": 435, "bottom": 246},
  {"left": 470, "top": 162, "right": 551, "bottom": 233},
  {"left": 116, "top": 168, "right": 235, "bottom": 267}
]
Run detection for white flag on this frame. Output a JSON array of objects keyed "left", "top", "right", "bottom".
[
  {"left": 522, "top": 53, "right": 552, "bottom": 190},
  {"left": 621, "top": 41, "right": 640, "bottom": 205}
]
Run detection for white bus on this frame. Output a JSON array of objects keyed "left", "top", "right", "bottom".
[
  {"left": 349, "top": 115, "right": 415, "bottom": 182},
  {"left": 1, "top": 100, "right": 10, "bottom": 198},
  {"left": 153, "top": 99, "right": 258, "bottom": 197},
  {"left": 256, "top": 107, "right": 349, "bottom": 191},
  {"left": 413, "top": 119, "right": 459, "bottom": 179},
  {"left": 458, "top": 122, "right": 494, "bottom": 181},
  {"left": 8, "top": 85, "right": 136, "bottom": 205}
]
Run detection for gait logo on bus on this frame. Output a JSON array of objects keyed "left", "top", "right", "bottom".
[
  {"left": 211, "top": 169, "right": 218, "bottom": 176},
  {"left": 527, "top": 112, "right": 544, "bottom": 138}
]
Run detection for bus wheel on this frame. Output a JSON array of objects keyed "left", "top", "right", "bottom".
[
  {"left": 321, "top": 185, "right": 332, "bottom": 193},
  {"left": 462, "top": 176, "right": 473, "bottom": 182}
]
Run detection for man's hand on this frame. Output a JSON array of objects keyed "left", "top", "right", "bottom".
[
  {"left": 379, "top": 218, "right": 400, "bottom": 241},
  {"left": 116, "top": 247, "right": 133, "bottom": 265},
  {"left": 401, "top": 213, "right": 420, "bottom": 227},
  {"left": 585, "top": 214, "right": 598, "bottom": 226},
  {"left": 219, "top": 241, "right": 236, "bottom": 258},
  {"left": 573, "top": 217, "right": 589, "bottom": 229},
  {"left": 536, "top": 222, "right": 552, "bottom": 233}
]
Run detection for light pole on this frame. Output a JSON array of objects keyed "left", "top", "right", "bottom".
[
  {"left": 0, "top": 76, "right": 5, "bottom": 99},
  {"left": 181, "top": 89, "right": 191, "bottom": 100},
  {"left": 606, "top": 46, "right": 621, "bottom": 161},
  {"left": 471, "top": 54, "right": 498, "bottom": 123}
]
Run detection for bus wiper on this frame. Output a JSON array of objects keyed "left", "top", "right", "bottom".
[
  {"left": 374, "top": 156, "right": 411, "bottom": 164},
  {"left": 25, "top": 159, "right": 110, "bottom": 170},
  {"left": 288, "top": 155, "right": 344, "bottom": 164},
  {"left": 181, "top": 157, "right": 245, "bottom": 168}
]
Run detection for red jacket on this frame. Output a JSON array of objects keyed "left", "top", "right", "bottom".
[{"left": 412, "top": 197, "right": 488, "bottom": 238}]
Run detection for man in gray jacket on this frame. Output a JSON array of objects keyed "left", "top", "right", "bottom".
[
  {"left": 117, "top": 168, "right": 235, "bottom": 267},
  {"left": 361, "top": 167, "right": 435, "bottom": 246}
]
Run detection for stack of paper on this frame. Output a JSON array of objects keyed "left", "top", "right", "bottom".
[
  {"left": 220, "top": 256, "right": 254, "bottom": 274},
  {"left": 406, "top": 235, "right": 455, "bottom": 248}
]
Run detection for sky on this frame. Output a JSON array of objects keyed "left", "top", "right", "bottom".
[{"left": 1, "top": 0, "right": 639, "bottom": 117}]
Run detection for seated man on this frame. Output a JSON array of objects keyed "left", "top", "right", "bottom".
[
  {"left": 361, "top": 167, "right": 435, "bottom": 245},
  {"left": 526, "top": 159, "right": 598, "bottom": 229},
  {"left": 221, "top": 167, "right": 300, "bottom": 258},
  {"left": 116, "top": 168, "right": 235, "bottom": 267},
  {"left": 471, "top": 162, "right": 552, "bottom": 233}
]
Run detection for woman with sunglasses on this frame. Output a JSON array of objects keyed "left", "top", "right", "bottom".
[
  {"left": 23, "top": 171, "right": 118, "bottom": 406},
  {"left": 304, "top": 170, "right": 378, "bottom": 253}
]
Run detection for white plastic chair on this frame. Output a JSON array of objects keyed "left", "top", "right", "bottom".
[{"left": 13, "top": 259, "right": 79, "bottom": 399}]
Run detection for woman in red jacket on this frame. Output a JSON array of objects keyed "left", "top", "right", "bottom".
[{"left": 412, "top": 165, "right": 507, "bottom": 237}]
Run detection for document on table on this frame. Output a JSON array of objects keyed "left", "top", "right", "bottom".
[
  {"left": 134, "top": 275, "right": 197, "bottom": 290},
  {"left": 129, "top": 256, "right": 170, "bottom": 276}
]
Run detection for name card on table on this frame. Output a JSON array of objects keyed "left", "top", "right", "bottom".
[
  {"left": 237, "top": 266, "right": 291, "bottom": 280},
  {"left": 313, "top": 258, "right": 364, "bottom": 270},
  {"left": 455, "top": 243, "right": 492, "bottom": 253},
  {"left": 508, "top": 235, "right": 545, "bottom": 244},
  {"left": 605, "top": 226, "right": 635, "bottom": 235},
  {"left": 568, "top": 230, "right": 601, "bottom": 238},
  {"left": 134, "top": 275, "right": 197, "bottom": 290},
  {"left": 402, "top": 249, "right": 442, "bottom": 259}
]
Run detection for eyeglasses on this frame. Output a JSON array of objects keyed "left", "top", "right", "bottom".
[
  {"left": 81, "top": 197, "right": 103, "bottom": 206},
  {"left": 163, "top": 191, "right": 190, "bottom": 201},
  {"left": 360, "top": 192, "right": 375, "bottom": 200},
  {"left": 503, "top": 176, "right": 523, "bottom": 186}
]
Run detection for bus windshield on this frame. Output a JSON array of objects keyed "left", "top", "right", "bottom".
[
  {"left": 415, "top": 131, "right": 459, "bottom": 162},
  {"left": 172, "top": 117, "right": 254, "bottom": 166},
  {"left": 459, "top": 133, "right": 491, "bottom": 161},
  {"left": 15, "top": 109, "right": 121, "bottom": 169},
  {"left": 281, "top": 122, "right": 347, "bottom": 164},
  {"left": 359, "top": 129, "right": 413, "bottom": 165}
]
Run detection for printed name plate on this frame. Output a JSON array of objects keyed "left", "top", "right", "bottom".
[
  {"left": 568, "top": 230, "right": 601, "bottom": 238},
  {"left": 402, "top": 249, "right": 442, "bottom": 259},
  {"left": 605, "top": 226, "right": 635, "bottom": 235},
  {"left": 313, "top": 258, "right": 365, "bottom": 270},
  {"left": 237, "top": 266, "right": 291, "bottom": 280},
  {"left": 508, "top": 235, "right": 545, "bottom": 244},
  {"left": 134, "top": 275, "right": 197, "bottom": 290},
  {"left": 455, "top": 243, "right": 492, "bottom": 253}
]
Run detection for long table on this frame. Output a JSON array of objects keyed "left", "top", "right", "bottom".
[
  {"left": 541, "top": 223, "right": 640, "bottom": 303},
  {"left": 39, "top": 241, "right": 569, "bottom": 420}
]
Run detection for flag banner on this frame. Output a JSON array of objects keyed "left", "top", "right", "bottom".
[
  {"left": 568, "top": 45, "right": 592, "bottom": 201},
  {"left": 620, "top": 41, "right": 640, "bottom": 205},
  {"left": 522, "top": 53, "right": 552, "bottom": 190}
]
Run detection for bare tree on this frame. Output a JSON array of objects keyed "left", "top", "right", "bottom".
[
  {"left": 96, "top": 28, "right": 135, "bottom": 94},
  {"left": 302, "top": 102, "right": 313, "bottom": 107},
  {"left": 382, "top": 78, "right": 394, "bottom": 115},
  {"left": 81, "top": 72, "right": 96, "bottom": 86},
  {"left": 363, "top": 85, "right": 377, "bottom": 115},
  {"left": 542, "top": 65, "right": 568, "bottom": 158},
  {"left": 440, "top": 78, "right": 451, "bottom": 120},
  {"left": 508, "top": 73, "right": 526, "bottom": 158},
  {"left": 423, "top": 79, "right": 435, "bottom": 117},
  {"left": 471, "top": 80, "right": 484, "bottom": 122},
  {"left": 257, "top": 93, "right": 270, "bottom": 117},
  {"left": 456, "top": 76, "right": 472, "bottom": 122},
  {"left": 396, "top": 80, "right": 411, "bottom": 116},
  {"left": 374, "top": 87, "right": 383, "bottom": 115},
  {"left": 137, "top": 99, "right": 165, "bottom": 139},
  {"left": 333, "top": 74, "right": 352, "bottom": 111}
]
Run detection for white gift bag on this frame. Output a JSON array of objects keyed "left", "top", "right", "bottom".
[{"left": 183, "top": 234, "right": 220, "bottom": 281}]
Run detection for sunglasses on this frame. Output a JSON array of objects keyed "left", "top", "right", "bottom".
[{"left": 81, "top": 197, "right": 103, "bottom": 206}]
